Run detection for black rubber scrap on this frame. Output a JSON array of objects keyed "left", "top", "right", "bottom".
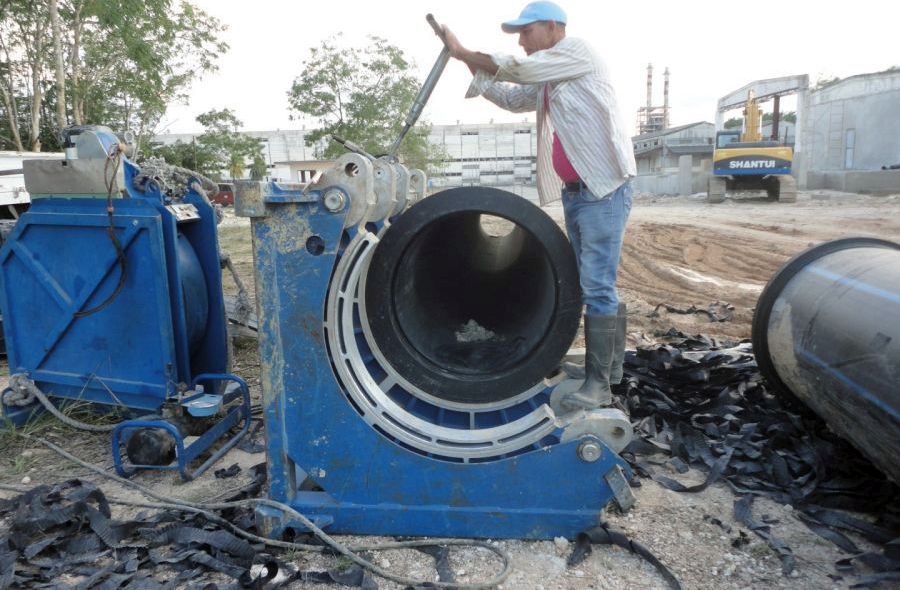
[
  {"left": 0, "top": 480, "right": 286, "bottom": 590},
  {"left": 291, "top": 566, "right": 378, "bottom": 589},
  {"left": 406, "top": 543, "right": 455, "bottom": 588},
  {"left": 151, "top": 526, "right": 256, "bottom": 562},
  {"left": 215, "top": 463, "right": 242, "bottom": 479},
  {"left": 236, "top": 420, "right": 265, "bottom": 454},
  {"left": 616, "top": 328, "right": 899, "bottom": 583},
  {"left": 734, "top": 495, "right": 795, "bottom": 575},
  {"left": 238, "top": 560, "right": 279, "bottom": 589},
  {"left": 567, "top": 524, "right": 682, "bottom": 590},
  {"left": 218, "top": 462, "right": 268, "bottom": 504},
  {"left": 0, "top": 550, "right": 17, "bottom": 590}
]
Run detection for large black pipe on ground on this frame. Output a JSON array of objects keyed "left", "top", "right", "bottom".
[
  {"left": 752, "top": 237, "right": 900, "bottom": 483},
  {"left": 365, "top": 187, "right": 581, "bottom": 405}
]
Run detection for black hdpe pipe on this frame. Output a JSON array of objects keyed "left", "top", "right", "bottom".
[
  {"left": 365, "top": 187, "right": 581, "bottom": 405},
  {"left": 752, "top": 237, "right": 900, "bottom": 483}
]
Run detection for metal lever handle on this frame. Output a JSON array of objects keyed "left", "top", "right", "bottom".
[
  {"left": 332, "top": 134, "right": 376, "bottom": 161},
  {"left": 387, "top": 14, "right": 450, "bottom": 158},
  {"left": 426, "top": 13, "right": 447, "bottom": 44}
]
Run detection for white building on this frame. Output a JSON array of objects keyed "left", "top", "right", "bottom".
[
  {"left": 793, "top": 69, "right": 900, "bottom": 193},
  {"left": 155, "top": 122, "right": 541, "bottom": 189},
  {"left": 804, "top": 69, "right": 900, "bottom": 173},
  {"left": 428, "top": 122, "right": 538, "bottom": 189},
  {"left": 631, "top": 122, "right": 715, "bottom": 174}
]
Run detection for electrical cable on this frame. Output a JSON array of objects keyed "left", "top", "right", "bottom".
[
  {"left": 11, "top": 433, "right": 513, "bottom": 590},
  {"left": 5, "top": 374, "right": 119, "bottom": 432},
  {"left": 74, "top": 144, "right": 127, "bottom": 318}
]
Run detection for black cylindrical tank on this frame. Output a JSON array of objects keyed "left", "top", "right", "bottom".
[
  {"left": 365, "top": 187, "right": 581, "bottom": 404},
  {"left": 752, "top": 237, "right": 900, "bottom": 483}
]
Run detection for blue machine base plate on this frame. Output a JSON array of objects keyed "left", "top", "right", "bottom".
[{"left": 256, "top": 438, "right": 631, "bottom": 541}]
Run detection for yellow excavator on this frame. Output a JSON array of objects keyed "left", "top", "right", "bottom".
[{"left": 708, "top": 90, "right": 796, "bottom": 203}]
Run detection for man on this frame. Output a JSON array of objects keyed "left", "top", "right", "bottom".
[{"left": 441, "top": 1, "right": 636, "bottom": 410}]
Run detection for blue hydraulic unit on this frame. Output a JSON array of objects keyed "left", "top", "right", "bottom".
[
  {"left": 239, "top": 151, "right": 635, "bottom": 541},
  {"left": 0, "top": 126, "right": 248, "bottom": 478}
]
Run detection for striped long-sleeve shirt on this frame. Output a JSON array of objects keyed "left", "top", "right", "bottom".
[{"left": 466, "top": 37, "right": 636, "bottom": 206}]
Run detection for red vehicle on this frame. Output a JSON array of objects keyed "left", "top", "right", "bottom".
[{"left": 211, "top": 182, "right": 234, "bottom": 206}]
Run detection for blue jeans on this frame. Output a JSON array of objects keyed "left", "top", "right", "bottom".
[{"left": 562, "top": 181, "right": 633, "bottom": 316}]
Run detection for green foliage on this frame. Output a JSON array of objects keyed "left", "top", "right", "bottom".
[
  {"left": 195, "top": 109, "right": 263, "bottom": 180},
  {"left": 147, "top": 138, "right": 210, "bottom": 172},
  {"left": 250, "top": 154, "right": 268, "bottom": 180},
  {"left": 10, "top": 453, "right": 32, "bottom": 475},
  {"left": 79, "top": 0, "right": 228, "bottom": 150},
  {"left": 287, "top": 35, "right": 446, "bottom": 173},
  {"left": 0, "top": 0, "right": 228, "bottom": 152},
  {"left": 723, "top": 111, "right": 796, "bottom": 131},
  {"left": 148, "top": 108, "right": 263, "bottom": 181},
  {"left": 762, "top": 111, "right": 796, "bottom": 124}
]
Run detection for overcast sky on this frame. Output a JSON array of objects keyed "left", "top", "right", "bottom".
[{"left": 161, "top": 0, "right": 898, "bottom": 136}]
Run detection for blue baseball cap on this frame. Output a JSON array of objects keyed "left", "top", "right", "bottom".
[{"left": 501, "top": 1, "right": 567, "bottom": 33}]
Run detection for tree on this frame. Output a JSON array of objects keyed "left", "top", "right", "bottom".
[
  {"left": 71, "top": 1, "right": 228, "bottom": 155},
  {"left": 286, "top": 35, "right": 446, "bottom": 174},
  {"left": 194, "top": 109, "right": 263, "bottom": 181},
  {"left": 249, "top": 154, "right": 267, "bottom": 180},
  {"left": 0, "top": 9, "right": 26, "bottom": 151},
  {"left": 146, "top": 138, "right": 212, "bottom": 174},
  {"left": 149, "top": 108, "right": 263, "bottom": 181},
  {"left": 723, "top": 111, "right": 796, "bottom": 132},
  {"left": 0, "top": 0, "right": 227, "bottom": 152},
  {"left": 49, "top": 0, "right": 67, "bottom": 131},
  {"left": 762, "top": 111, "right": 796, "bottom": 124},
  {"left": 0, "top": 1, "right": 50, "bottom": 150}
]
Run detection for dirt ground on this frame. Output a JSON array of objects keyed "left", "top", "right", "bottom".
[
  {"left": 587, "top": 189, "right": 900, "bottom": 346},
  {"left": 2, "top": 188, "right": 898, "bottom": 589}
]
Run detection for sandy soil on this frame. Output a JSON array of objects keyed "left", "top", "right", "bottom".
[
  {"left": 2, "top": 189, "right": 898, "bottom": 590},
  {"left": 549, "top": 189, "right": 900, "bottom": 347}
]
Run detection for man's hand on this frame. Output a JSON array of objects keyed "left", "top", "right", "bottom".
[
  {"left": 439, "top": 25, "right": 499, "bottom": 76},
  {"left": 441, "top": 25, "right": 465, "bottom": 59}
]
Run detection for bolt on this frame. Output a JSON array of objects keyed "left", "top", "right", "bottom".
[
  {"left": 578, "top": 440, "right": 602, "bottom": 462},
  {"left": 323, "top": 190, "right": 345, "bottom": 212}
]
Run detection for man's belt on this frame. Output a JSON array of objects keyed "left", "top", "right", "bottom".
[{"left": 564, "top": 180, "right": 587, "bottom": 192}]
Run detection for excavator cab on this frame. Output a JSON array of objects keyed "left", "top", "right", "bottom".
[{"left": 715, "top": 130, "right": 742, "bottom": 149}]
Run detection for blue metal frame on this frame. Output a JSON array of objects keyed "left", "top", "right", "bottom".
[
  {"left": 0, "top": 135, "right": 227, "bottom": 421},
  {"left": 110, "top": 373, "right": 251, "bottom": 481},
  {"left": 243, "top": 182, "right": 632, "bottom": 540}
]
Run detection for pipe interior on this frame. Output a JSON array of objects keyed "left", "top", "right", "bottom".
[{"left": 391, "top": 213, "right": 556, "bottom": 376}]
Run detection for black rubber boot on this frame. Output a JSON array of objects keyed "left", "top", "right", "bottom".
[
  {"left": 562, "top": 304, "right": 626, "bottom": 383},
  {"left": 609, "top": 303, "right": 627, "bottom": 384},
  {"left": 558, "top": 314, "right": 617, "bottom": 410}
]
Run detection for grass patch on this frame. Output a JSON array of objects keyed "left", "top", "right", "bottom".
[
  {"left": 0, "top": 397, "right": 123, "bottom": 453},
  {"left": 9, "top": 453, "right": 33, "bottom": 475},
  {"left": 749, "top": 542, "right": 775, "bottom": 559}
]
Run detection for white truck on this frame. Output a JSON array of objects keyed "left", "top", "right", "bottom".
[{"left": 0, "top": 150, "right": 65, "bottom": 219}]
